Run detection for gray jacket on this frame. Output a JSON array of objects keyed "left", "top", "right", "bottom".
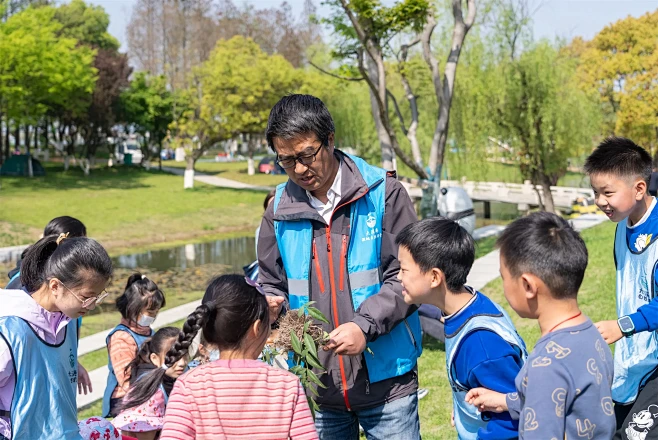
[{"left": 257, "top": 151, "right": 419, "bottom": 411}]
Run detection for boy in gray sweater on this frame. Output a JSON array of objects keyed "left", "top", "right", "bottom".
[{"left": 466, "top": 212, "right": 615, "bottom": 439}]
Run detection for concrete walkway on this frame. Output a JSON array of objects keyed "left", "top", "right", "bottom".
[
  {"left": 161, "top": 166, "right": 273, "bottom": 192},
  {"left": 76, "top": 213, "right": 607, "bottom": 410},
  {"left": 467, "top": 214, "right": 607, "bottom": 291}
]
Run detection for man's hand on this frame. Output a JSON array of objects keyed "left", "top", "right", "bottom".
[
  {"left": 78, "top": 363, "right": 92, "bottom": 395},
  {"left": 266, "top": 296, "right": 285, "bottom": 324},
  {"left": 465, "top": 388, "right": 508, "bottom": 413},
  {"left": 595, "top": 320, "right": 623, "bottom": 344},
  {"left": 323, "top": 322, "right": 366, "bottom": 356}
]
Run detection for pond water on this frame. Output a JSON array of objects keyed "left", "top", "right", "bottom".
[{"left": 113, "top": 236, "right": 257, "bottom": 272}]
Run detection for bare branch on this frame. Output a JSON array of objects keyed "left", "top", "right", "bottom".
[
  {"left": 421, "top": 10, "right": 441, "bottom": 107},
  {"left": 386, "top": 89, "right": 407, "bottom": 135},
  {"left": 308, "top": 61, "right": 364, "bottom": 81},
  {"left": 465, "top": 0, "right": 476, "bottom": 29}
]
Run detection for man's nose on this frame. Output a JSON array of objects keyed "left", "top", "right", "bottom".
[{"left": 294, "top": 160, "right": 308, "bottom": 175}]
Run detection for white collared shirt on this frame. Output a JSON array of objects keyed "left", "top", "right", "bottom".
[{"left": 306, "top": 162, "right": 342, "bottom": 224}]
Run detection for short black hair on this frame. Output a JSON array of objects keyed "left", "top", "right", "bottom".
[
  {"left": 497, "top": 212, "right": 587, "bottom": 299},
  {"left": 44, "top": 216, "right": 87, "bottom": 238},
  {"left": 266, "top": 94, "right": 335, "bottom": 151},
  {"left": 396, "top": 217, "right": 475, "bottom": 291},
  {"left": 115, "top": 272, "right": 166, "bottom": 322},
  {"left": 264, "top": 188, "right": 276, "bottom": 211},
  {"left": 584, "top": 137, "right": 652, "bottom": 184}
]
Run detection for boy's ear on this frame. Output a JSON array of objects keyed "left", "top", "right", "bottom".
[
  {"left": 635, "top": 178, "right": 647, "bottom": 200},
  {"left": 521, "top": 273, "right": 539, "bottom": 300},
  {"left": 430, "top": 268, "right": 444, "bottom": 289}
]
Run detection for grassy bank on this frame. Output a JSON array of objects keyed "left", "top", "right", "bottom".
[
  {"left": 0, "top": 163, "right": 268, "bottom": 250},
  {"left": 417, "top": 221, "right": 616, "bottom": 439}
]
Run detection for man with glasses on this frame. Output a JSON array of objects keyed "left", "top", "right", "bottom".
[{"left": 258, "top": 94, "right": 422, "bottom": 439}]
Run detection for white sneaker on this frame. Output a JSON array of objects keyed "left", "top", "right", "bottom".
[{"left": 418, "top": 388, "right": 429, "bottom": 400}]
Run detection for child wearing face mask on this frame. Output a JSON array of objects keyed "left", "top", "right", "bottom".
[
  {"left": 112, "top": 327, "right": 187, "bottom": 440},
  {"left": 102, "top": 273, "right": 165, "bottom": 418},
  {"left": 0, "top": 234, "right": 112, "bottom": 439}
]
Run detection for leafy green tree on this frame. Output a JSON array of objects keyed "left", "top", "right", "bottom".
[
  {"left": 577, "top": 11, "right": 658, "bottom": 153},
  {"left": 495, "top": 41, "right": 601, "bottom": 212},
  {"left": 0, "top": 5, "right": 96, "bottom": 169},
  {"left": 118, "top": 72, "right": 174, "bottom": 169},
  {"left": 173, "top": 35, "right": 301, "bottom": 187}
]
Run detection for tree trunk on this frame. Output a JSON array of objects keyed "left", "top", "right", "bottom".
[
  {"left": 14, "top": 125, "right": 20, "bottom": 153},
  {"left": 539, "top": 175, "right": 556, "bottom": 214},
  {"left": 158, "top": 141, "right": 163, "bottom": 171},
  {"left": 64, "top": 155, "right": 70, "bottom": 171},
  {"left": 184, "top": 155, "right": 195, "bottom": 189},
  {"left": 4, "top": 116, "right": 10, "bottom": 161},
  {"left": 366, "top": 56, "right": 394, "bottom": 170},
  {"left": 24, "top": 125, "right": 30, "bottom": 152},
  {"left": 0, "top": 108, "right": 3, "bottom": 165}
]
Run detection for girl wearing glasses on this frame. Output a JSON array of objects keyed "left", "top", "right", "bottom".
[
  {"left": 159, "top": 275, "right": 317, "bottom": 440},
  {"left": 0, "top": 234, "right": 113, "bottom": 440},
  {"left": 103, "top": 274, "right": 166, "bottom": 418}
]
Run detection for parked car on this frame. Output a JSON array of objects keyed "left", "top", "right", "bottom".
[
  {"left": 115, "top": 142, "right": 143, "bottom": 164},
  {"left": 258, "top": 156, "right": 284, "bottom": 174}
]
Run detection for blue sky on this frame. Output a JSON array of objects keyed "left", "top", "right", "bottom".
[{"left": 85, "top": 0, "right": 656, "bottom": 51}]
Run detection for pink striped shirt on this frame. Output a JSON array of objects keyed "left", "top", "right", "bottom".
[{"left": 160, "top": 359, "right": 319, "bottom": 440}]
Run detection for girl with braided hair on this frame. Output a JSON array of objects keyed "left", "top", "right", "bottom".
[
  {"left": 112, "top": 327, "right": 186, "bottom": 440},
  {"left": 160, "top": 274, "right": 318, "bottom": 440}
]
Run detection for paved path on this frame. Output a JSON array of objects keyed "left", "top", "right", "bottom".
[
  {"left": 467, "top": 214, "right": 607, "bottom": 291},
  {"left": 77, "top": 213, "right": 607, "bottom": 410},
  {"left": 161, "top": 166, "right": 273, "bottom": 192}
]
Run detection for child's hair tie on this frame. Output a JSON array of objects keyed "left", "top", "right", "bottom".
[
  {"left": 142, "top": 275, "right": 146, "bottom": 280},
  {"left": 56, "top": 232, "right": 69, "bottom": 245},
  {"left": 161, "top": 364, "right": 168, "bottom": 370}
]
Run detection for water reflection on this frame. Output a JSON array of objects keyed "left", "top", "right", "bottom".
[{"left": 113, "top": 236, "right": 256, "bottom": 272}]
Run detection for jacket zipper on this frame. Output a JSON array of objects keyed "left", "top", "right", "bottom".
[
  {"left": 404, "top": 320, "right": 417, "bottom": 349},
  {"left": 339, "top": 235, "right": 347, "bottom": 291},
  {"left": 312, "top": 239, "right": 326, "bottom": 294},
  {"left": 326, "top": 189, "right": 373, "bottom": 412}
]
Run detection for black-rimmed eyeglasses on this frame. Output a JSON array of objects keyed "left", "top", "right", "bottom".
[{"left": 276, "top": 144, "right": 323, "bottom": 169}]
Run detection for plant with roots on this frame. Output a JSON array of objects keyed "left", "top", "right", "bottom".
[{"left": 263, "top": 301, "right": 330, "bottom": 416}]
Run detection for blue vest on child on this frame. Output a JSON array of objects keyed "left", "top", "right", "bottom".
[
  {"left": 613, "top": 222, "right": 658, "bottom": 403},
  {"left": 102, "top": 324, "right": 153, "bottom": 417},
  {"left": 445, "top": 293, "right": 528, "bottom": 440},
  {"left": 0, "top": 317, "right": 80, "bottom": 440},
  {"left": 273, "top": 154, "right": 422, "bottom": 384}
]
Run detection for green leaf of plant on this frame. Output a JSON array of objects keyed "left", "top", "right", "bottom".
[
  {"left": 307, "top": 369, "right": 327, "bottom": 389},
  {"left": 290, "top": 330, "right": 303, "bottom": 354},
  {"left": 306, "top": 351, "right": 324, "bottom": 370},
  {"left": 304, "top": 332, "right": 318, "bottom": 358},
  {"left": 307, "top": 307, "right": 330, "bottom": 324}
]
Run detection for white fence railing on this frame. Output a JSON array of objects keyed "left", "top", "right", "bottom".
[{"left": 401, "top": 178, "right": 593, "bottom": 209}]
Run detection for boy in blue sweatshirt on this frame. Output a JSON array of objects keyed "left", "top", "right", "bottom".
[
  {"left": 466, "top": 212, "right": 615, "bottom": 440},
  {"left": 585, "top": 137, "right": 658, "bottom": 439},
  {"left": 396, "top": 217, "right": 526, "bottom": 439}
]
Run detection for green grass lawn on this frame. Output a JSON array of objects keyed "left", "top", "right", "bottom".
[
  {"left": 0, "top": 163, "right": 268, "bottom": 251},
  {"left": 163, "top": 160, "right": 289, "bottom": 187},
  {"left": 417, "top": 221, "right": 617, "bottom": 439}
]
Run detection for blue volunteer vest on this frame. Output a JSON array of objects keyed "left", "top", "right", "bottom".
[
  {"left": 445, "top": 294, "right": 527, "bottom": 440},
  {"left": 5, "top": 272, "right": 20, "bottom": 289},
  {"left": 613, "top": 222, "right": 658, "bottom": 404},
  {"left": 273, "top": 154, "right": 422, "bottom": 384},
  {"left": 102, "top": 324, "right": 153, "bottom": 417},
  {"left": 0, "top": 317, "right": 80, "bottom": 440}
]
